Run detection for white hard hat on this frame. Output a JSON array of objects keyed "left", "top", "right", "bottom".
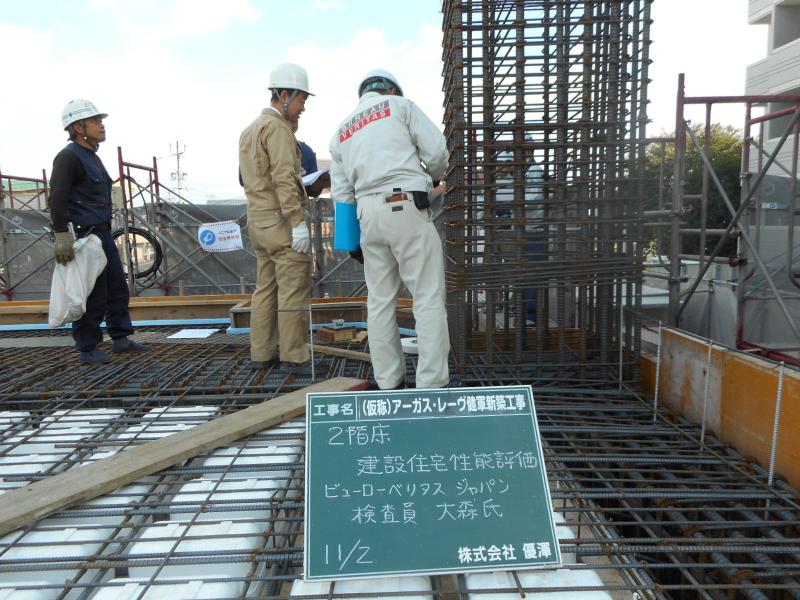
[
  {"left": 359, "top": 69, "right": 403, "bottom": 97},
  {"left": 268, "top": 63, "right": 313, "bottom": 95},
  {"left": 61, "top": 99, "right": 107, "bottom": 130}
]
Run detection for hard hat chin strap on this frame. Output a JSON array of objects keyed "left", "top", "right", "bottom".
[{"left": 283, "top": 90, "right": 300, "bottom": 119}]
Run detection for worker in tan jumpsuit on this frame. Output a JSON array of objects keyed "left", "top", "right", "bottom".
[{"left": 239, "top": 63, "right": 313, "bottom": 376}]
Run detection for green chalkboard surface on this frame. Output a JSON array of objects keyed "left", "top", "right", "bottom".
[{"left": 304, "top": 385, "right": 560, "bottom": 581}]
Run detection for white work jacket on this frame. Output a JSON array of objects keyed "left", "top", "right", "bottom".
[{"left": 329, "top": 92, "right": 448, "bottom": 202}]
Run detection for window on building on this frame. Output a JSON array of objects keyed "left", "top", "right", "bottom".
[
  {"left": 772, "top": 5, "right": 800, "bottom": 49},
  {"left": 767, "top": 85, "right": 800, "bottom": 139}
]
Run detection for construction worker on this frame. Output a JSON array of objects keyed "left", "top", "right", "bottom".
[
  {"left": 239, "top": 63, "right": 313, "bottom": 375},
  {"left": 329, "top": 69, "right": 450, "bottom": 389},
  {"left": 496, "top": 142, "right": 546, "bottom": 322},
  {"left": 298, "top": 141, "right": 317, "bottom": 176},
  {"left": 49, "top": 99, "right": 146, "bottom": 363}
]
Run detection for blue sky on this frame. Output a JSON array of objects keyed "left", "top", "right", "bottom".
[
  {"left": 0, "top": 1, "right": 766, "bottom": 201},
  {"left": 0, "top": 1, "right": 439, "bottom": 74}
]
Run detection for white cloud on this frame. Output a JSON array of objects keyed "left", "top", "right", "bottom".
[
  {"left": 0, "top": 22, "right": 72, "bottom": 175},
  {"left": 2, "top": 3, "right": 766, "bottom": 201},
  {"left": 647, "top": 0, "right": 768, "bottom": 135},
  {"left": 286, "top": 24, "right": 445, "bottom": 163},
  {"left": 2, "top": 6, "right": 444, "bottom": 201},
  {"left": 0, "top": 18, "right": 249, "bottom": 200},
  {"left": 88, "top": 0, "right": 261, "bottom": 43}
]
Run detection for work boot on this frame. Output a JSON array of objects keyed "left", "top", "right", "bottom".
[
  {"left": 250, "top": 358, "right": 280, "bottom": 370},
  {"left": 280, "top": 361, "right": 315, "bottom": 376},
  {"left": 112, "top": 337, "right": 147, "bottom": 353},
  {"left": 80, "top": 348, "right": 112, "bottom": 363},
  {"left": 364, "top": 379, "right": 406, "bottom": 391}
]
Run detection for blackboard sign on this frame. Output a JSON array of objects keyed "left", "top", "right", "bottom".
[{"left": 304, "top": 385, "right": 560, "bottom": 581}]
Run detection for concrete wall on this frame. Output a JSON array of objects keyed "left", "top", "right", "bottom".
[
  {"left": 679, "top": 281, "right": 738, "bottom": 347},
  {"left": 642, "top": 327, "right": 800, "bottom": 489},
  {"left": 749, "top": 0, "right": 773, "bottom": 25}
]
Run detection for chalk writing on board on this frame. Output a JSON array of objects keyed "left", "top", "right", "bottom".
[
  {"left": 305, "top": 386, "right": 560, "bottom": 580},
  {"left": 325, "top": 541, "right": 373, "bottom": 571}
]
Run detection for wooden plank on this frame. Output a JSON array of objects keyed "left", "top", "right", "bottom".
[
  {"left": 310, "top": 344, "right": 371, "bottom": 363},
  {"left": 0, "top": 305, "right": 49, "bottom": 316},
  {"left": 0, "top": 300, "right": 49, "bottom": 309},
  {"left": 0, "top": 311, "right": 50, "bottom": 325},
  {"left": 230, "top": 297, "right": 412, "bottom": 329},
  {"left": 0, "top": 296, "right": 248, "bottom": 313},
  {"left": 130, "top": 294, "right": 250, "bottom": 305},
  {"left": 0, "top": 295, "right": 252, "bottom": 326},
  {"left": 229, "top": 299, "right": 252, "bottom": 329},
  {"left": 315, "top": 327, "right": 357, "bottom": 342},
  {"left": 128, "top": 304, "right": 233, "bottom": 321},
  {"left": 0, "top": 377, "right": 362, "bottom": 537}
]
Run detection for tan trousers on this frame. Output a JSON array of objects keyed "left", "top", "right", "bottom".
[
  {"left": 248, "top": 220, "right": 311, "bottom": 363},
  {"left": 359, "top": 192, "right": 450, "bottom": 389}
]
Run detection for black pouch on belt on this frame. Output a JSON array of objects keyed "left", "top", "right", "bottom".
[{"left": 411, "top": 191, "right": 430, "bottom": 210}]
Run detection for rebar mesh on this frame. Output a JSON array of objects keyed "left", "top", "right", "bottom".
[
  {"left": 441, "top": 0, "right": 650, "bottom": 385},
  {"left": 1, "top": 339, "right": 799, "bottom": 597}
]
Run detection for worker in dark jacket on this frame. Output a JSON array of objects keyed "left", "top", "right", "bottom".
[
  {"left": 49, "top": 99, "right": 146, "bottom": 363},
  {"left": 298, "top": 141, "right": 318, "bottom": 176}
]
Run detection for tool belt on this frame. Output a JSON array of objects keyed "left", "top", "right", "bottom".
[
  {"left": 384, "top": 191, "right": 430, "bottom": 210},
  {"left": 73, "top": 222, "right": 111, "bottom": 239}
]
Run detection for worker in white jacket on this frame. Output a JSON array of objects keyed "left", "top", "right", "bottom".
[{"left": 329, "top": 69, "right": 450, "bottom": 389}]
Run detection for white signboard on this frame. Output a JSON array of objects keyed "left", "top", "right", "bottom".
[
  {"left": 198, "top": 220, "right": 243, "bottom": 252},
  {"left": 167, "top": 328, "right": 219, "bottom": 339}
]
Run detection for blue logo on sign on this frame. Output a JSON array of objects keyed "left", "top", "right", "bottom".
[{"left": 200, "top": 229, "right": 216, "bottom": 246}]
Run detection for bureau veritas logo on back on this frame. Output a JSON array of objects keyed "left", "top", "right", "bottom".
[{"left": 339, "top": 100, "right": 391, "bottom": 142}]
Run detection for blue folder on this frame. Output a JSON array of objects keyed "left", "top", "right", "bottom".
[{"left": 334, "top": 201, "right": 361, "bottom": 251}]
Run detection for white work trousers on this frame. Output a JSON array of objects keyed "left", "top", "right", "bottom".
[{"left": 358, "top": 192, "right": 450, "bottom": 388}]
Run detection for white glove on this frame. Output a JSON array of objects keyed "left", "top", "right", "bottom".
[{"left": 291, "top": 222, "right": 311, "bottom": 254}]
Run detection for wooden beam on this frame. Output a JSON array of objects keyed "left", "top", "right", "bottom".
[
  {"left": 310, "top": 344, "right": 371, "bottom": 363},
  {"left": 230, "top": 297, "right": 412, "bottom": 329},
  {"left": 0, "top": 377, "right": 362, "bottom": 537},
  {"left": 315, "top": 328, "right": 357, "bottom": 343},
  {"left": 0, "top": 295, "right": 252, "bottom": 326}
]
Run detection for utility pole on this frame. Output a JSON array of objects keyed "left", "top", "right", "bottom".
[{"left": 169, "top": 140, "right": 187, "bottom": 199}]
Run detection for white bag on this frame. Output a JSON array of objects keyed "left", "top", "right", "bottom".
[{"left": 48, "top": 234, "right": 108, "bottom": 328}]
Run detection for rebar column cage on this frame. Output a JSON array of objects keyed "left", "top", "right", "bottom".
[
  {"left": 441, "top": 0, "right": 651, "bottom": 386},
  {"left": 668, "top": 75, "right": 800, "bottom": 365}
]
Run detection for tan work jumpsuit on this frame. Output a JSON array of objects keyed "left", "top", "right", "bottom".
[{"left": 239, "top": 107, "right": 311, "bottom": 364}]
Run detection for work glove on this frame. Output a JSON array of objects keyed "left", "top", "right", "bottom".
[
  {"left": 291, "top": 222, "right": 311, "bottom": 254},
  {"left": 53, "top": 231, "right": 75, "bottom": 265},
  {"left": 349, "top": 246, "right": 364, "bottom": 264}
]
